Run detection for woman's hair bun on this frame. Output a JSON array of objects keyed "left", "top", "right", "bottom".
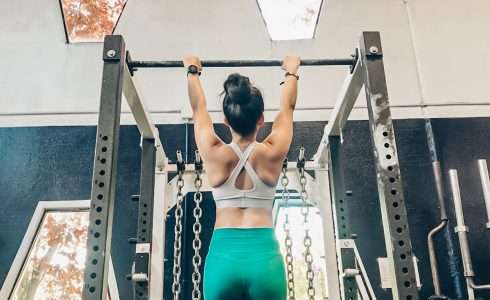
[{"left": 223, "top": 73, "right": 252, "bottom": 104}]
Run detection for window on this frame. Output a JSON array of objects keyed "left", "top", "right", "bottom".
[
  {"left": 0, "top": 201, "right": 119, "bottom": 300},
  {"left": 60, "top": 0, "right": 128, "bottom": 43},
  {"left": 256, "top": 0, "right": 323, "bottom": 40},
  {"left": 274, "top": 202, "right": 329, "bottom": 298}
]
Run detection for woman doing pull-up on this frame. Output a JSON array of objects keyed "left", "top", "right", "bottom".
[{"left": 183, "top": 55, "right": 300, "bottom": 300}]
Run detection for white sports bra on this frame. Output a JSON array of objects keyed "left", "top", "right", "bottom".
[{"left": 211, "top": 142, "right": 276, "bottom": 208}]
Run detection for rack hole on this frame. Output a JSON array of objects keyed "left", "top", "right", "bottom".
[
  {"left": 102, "top": 147, "right": 107, "bottom": 152},
  {"left": 99, "top": 170, "right": 105, "bottom": 176},
  {"left": 95, "top": 219, "right": 101, "bottom": 225},
  {"left": 398, "top": 240, "right": 405, "bottom": 247},
  {"left": 388, "top": 166, "right": 394, "bottom": 171},
  {"left": 402, "top": 267, "right": 408, "bottom": 273},
  {"left": 391, "top": 189, "right": 397, "bottom": 195},
  {"left": 396, "top": 227, "right": 403, "bottom": 233},
  {"left": 92, "top": 259, "right": 98, "bottom": 265},
  {"left": 97, "top": 194, "right": 103, "bottom": 200},
  {"left": 89, "top": 287, "right": 96, "bottom": 293},
  {"left": 383, "top": 132, "right": 388, "bottom": 137},
  {"left": 99, "top": 182, "right": 104, "bottom": 188},
  {"left": 102, "top": 136, "right": 108, "bottom": 141},
  {"left": 96, "top": 206, "right": 102, "bottom": 212},
  {"left": 404, "top": 281, "right": 411, "bottom": 287},
  {"left": 386, "top": 154, "right": 392, "bottom": 160},
  {"left": 384, "top": 143, "right": 390, "bottom": 148},
  {"left": 101, "top": 158, "right": 106, "bottom": 164},
  {"left": 389, "top": 177, "right": 396, "bottom": 183},
  {"left": 93, "top": 245, "right": 99, "bottom": 251},
  {"left": 395, "top": 214, "right": 401, "bottom": 220},
  {"left": 400, "top": 254, "right": 407, "bottom": 260},
  {"left": 90, "top": 273, "right": 97, "bottom": 279},
  {"left": 393, "top": 202, "right": 399, "bottom": 207},
  {"left": 94, "top": 232, "right": 100, "bottom": 238}
]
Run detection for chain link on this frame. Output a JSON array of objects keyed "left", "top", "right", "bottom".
[
  {"left": 191, "top": 167, "right": 203, "bottom": 300},
  {"left": 281, "top": 163, "right": 296, "bottom": 300},
  {"left": 299, "top": 167, "right": 316, "bottom": 299},
  {"left": 172, "top": 170, "right": 184, "bottom": 300}
]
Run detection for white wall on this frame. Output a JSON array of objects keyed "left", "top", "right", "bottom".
[{"left": 0, "top": 0, "right": 489, "bottom": 126}]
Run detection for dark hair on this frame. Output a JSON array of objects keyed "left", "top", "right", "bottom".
[{"left": 222, "top": 73, "right": 264, "bottom": 137}]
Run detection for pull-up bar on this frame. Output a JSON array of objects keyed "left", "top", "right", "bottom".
[
  {"left": 125, "top": 52, "right": 358, "bottom": 75},
  {"left": 129, "top": 58, "right": 355, "bottom": 68}
]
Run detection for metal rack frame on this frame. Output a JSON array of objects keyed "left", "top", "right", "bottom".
[{"left": 82, "top": 32, "right": 420, "bottom": 300}]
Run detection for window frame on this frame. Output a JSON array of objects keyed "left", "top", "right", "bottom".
[
  {"left": 0, "top": 200, "right": 119, "bottom": 300},
  {"left": 58, "top": 0, "right": 129, "bottom": 44},
  {"left": 255, "top": 0, "right": 324, "bottom": 41}
]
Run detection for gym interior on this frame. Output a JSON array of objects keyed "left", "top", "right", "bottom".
[{"left": 1, "top": 1, "right": 490, "bottom": 300}]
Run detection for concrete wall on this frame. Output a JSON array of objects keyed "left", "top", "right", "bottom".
[{"left": 0, "top": 0, "right": 489, "bottom": 127}]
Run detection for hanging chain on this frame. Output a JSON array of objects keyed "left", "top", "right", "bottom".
[
  {"left": 172, "top": 151, "right": 185, "bottom": 300},
  {"left": 191, "top": 151, "right": 204, "bottom": 300},
  {"left": 298, "top": 148, "right": 316, "bottom": 300},
  {"left": 281, "top": 159, "right": 296, "bottom": 300}
]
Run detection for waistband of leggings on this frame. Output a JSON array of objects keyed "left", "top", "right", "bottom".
[{"left": 209, "top": 227, "right": 280, "bottom": 255}]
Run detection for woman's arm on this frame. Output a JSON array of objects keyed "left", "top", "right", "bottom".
[
  {"left": 183, "top": 56, "right": 223, "bottom": 159},
  {"left": 263, "top": 56, "right": 300, "bottom": 161}
]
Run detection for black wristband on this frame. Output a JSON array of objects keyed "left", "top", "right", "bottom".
[
  {"left": 280, "top": 72, "right": 299, "bottom": 85},
  {"left": 187, "top": 65, "right": 202, "bottom": 76},
  {"left": 285, "top": 72, "right": 299, "bottom": 80}
]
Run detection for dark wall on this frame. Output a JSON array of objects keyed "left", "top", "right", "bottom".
[
  {"left": 0, "top": 118, "right": 489, "bottom": 299},
  {"left": 432, "top": 118, "right": 490, "bottom": 299}
]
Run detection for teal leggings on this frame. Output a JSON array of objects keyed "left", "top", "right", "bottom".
[{"left": 204, "top": 228, "right": 287, "bottom": 300}]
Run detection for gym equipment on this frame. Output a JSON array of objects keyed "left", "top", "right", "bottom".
[
  {"left": 297, "top": 147, "right": 316, "bottom": 300},
  {"left": 82, "top": 31, "right": 421, "bottom": 300},
  {"left": 449, "top": 169, "right": 490, "bottom": 300},
  {"left": 280, "top": 159, "right": 295, "bottom": 300},
  {"left": 126, "top": 57, "right": 357, "bottom": 75},
  {"left": 171, "top": 151, "right": 185, "bottom": 300},
  {"left": 477, "top": 159, "right": 490, "bottom": 228},
  {"left": 425, "top": 120, "right": 449, "bottom": 300}
]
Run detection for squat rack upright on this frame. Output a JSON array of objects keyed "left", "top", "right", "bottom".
[{"left": 82, "top": 32, "right": 420, "bottom": 300}]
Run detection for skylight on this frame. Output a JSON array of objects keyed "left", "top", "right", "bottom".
[
  {"left": 60, "top": 0, "right": 128, "bottom": 43},
  {"left": 257, "top": 0, "right": 323, "bottom": 40}
]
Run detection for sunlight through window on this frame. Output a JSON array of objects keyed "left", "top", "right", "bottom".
[
  {"left": 275, "top": 205, "right": 329, "bottom": 298},
  {"left": 11, "top": 211, "right": 90, "bottom": 299},
  {"left": 60, "top": 0, "right": 128, "bottom": 43},
  {"left": 257, "top": 0, "right": 323, "bottom": 40}
]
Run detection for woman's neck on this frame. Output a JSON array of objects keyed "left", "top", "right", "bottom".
[{"left": 231, "top": 132, "right": 257, "bottom": 147}]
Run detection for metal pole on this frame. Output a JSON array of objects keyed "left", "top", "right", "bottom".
[
  {"left": 360, "top": 31, "right": 419, "bottom": 300},
  {"left": 128, "top": 58, "right": 355, "bottom": 69},
  {"left": 82, "top": 35, "right": 125, "bottom": 300},
  {"left": 131, "top": 138, "right": 157, "bottom": 300},
  {"left": 425, "top": 120, "right": 449, "bottom": 300},
  {"left": 449, "top": 169, "right": 475, "bottom": 299},
  {"left": 449, "top": 169, "right": 490, "bottom": 298},
  {"left": 328, "top": 136, "right": 357, "bottom": 299},
  {"left": 477, "top": 159, "right": 490, "bottom": 228}
]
